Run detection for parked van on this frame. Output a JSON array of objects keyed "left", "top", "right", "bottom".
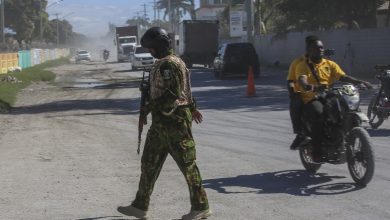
[{"left": 213, "top": 43, "right": 260, "bottom": 79}]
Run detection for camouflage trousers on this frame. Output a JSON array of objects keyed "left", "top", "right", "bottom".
[{"left": 132, "top": 114, "right": 209, "bottom": 211}]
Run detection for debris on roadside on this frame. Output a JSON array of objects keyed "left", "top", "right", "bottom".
[
  {"left": 1, "top": 76, "right": 22, "bottom": 83},
  {"left": 7, "top": 66, "right": 22, "bottom": 72}
]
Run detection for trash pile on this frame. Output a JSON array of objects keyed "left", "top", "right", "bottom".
[{"left": 1, "top": 75, "right": 22, "bottom": 83}]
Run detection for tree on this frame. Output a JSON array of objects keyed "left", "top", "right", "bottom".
[
  {"left": 338, "top": 0, "right": 387, "bottom": 29},
  {"left": 157, "top": 0, "right": 194, "bottom": 26},
  {"left": 265, "top": 0, "right": 387, "bottom": 33},
  {"left": 255, "top": 0, "right": 286, "bottom": 34},
  {"left": 58, "top": 19, "right": 73, "bottom": 44},
  {"left": 4, "top": 0, "right": 44, "bottom": 43},
  {"left": 126, "top": 16, "right": 150, "bottom": 28}
]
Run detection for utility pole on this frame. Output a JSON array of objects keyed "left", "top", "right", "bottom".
[
  {"left": 245, "top": 0, "right": 253, "bottom": 43},
  {"left": 40, "top": 0, "right": 43, "bottom": 42},
  {"left": 54, "top": 13, "right": 60, "bottom": 47},
  {"left": 41, "top": 0, "right": 64, "bottom": 43},
  {"left": 60, "top": 12, "right": 74, "bottom": 45},
  {"left": 1, "top": 0, "right": 5, "bottom": 44},
  {"left": 142, "top": 3, "right": 147, "bottom": 19},
  {"left": 153, "top": 0, "right": 156, "bottom": 22},
  {"left": 157, "top": 8, "right": 160, "bottom": 25},
  {"left": 168, "top": 0, "right": 174, "bottom": 32}
]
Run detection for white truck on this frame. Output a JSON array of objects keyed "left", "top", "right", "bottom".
[{"left": 115, "top": 26, "right": 138, "bottom": 62}]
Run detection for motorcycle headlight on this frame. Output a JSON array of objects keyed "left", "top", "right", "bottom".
[{"left": 343, "top": 94, "right": 360, "bottom": 110}]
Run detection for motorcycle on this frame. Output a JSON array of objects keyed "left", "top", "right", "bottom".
[
  {"left": 367, "top": 65, "right": 390, "bottom": 129},
  {"left": 299, "top": 83, "right": 375, "bottom": 186},
  {"left": 103, "top": 50, "right": 110, "bottom": 61}
]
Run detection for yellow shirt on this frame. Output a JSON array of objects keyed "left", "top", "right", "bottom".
[
  {"left": 287, "top": 55, "right": 307, "bottom": 93},
  {"left": 295, "top": 58, "right": 346, "bottom": 103}
]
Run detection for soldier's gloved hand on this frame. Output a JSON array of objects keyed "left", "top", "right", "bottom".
[{"left": 192, "top": 110, "right": 203, "bottom": 124}]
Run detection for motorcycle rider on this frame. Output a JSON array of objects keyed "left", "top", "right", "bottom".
[
  {"left": 287, "top": 35, "right": 318, "bottom": 150},
  {"left": 103, "top": 49, "right": 110, "bottom": 60},
  {"left": 294, "top": 37, "right": 372, "bottom": 162}
]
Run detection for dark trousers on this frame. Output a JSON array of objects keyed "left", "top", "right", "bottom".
[
  {"left": 289, "top": 93, "right": 303, "bottom": 134},
  {"left": 303, "top": 100, "right": 324, "bottom": 153}
]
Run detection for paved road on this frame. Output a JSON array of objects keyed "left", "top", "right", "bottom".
[{"left": 0, "top": 61, "right": 389, "bottom": 220}]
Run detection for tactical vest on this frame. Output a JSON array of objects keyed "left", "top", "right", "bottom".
[{"left": 149, "top": 55, "right": 193, "bottom": 108}]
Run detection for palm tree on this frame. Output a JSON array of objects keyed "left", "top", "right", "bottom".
[{"left": 157, "top": 0, "right": 195, "bottom": 23}]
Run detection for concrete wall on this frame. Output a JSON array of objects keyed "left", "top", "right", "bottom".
[{"left": 253, "top": 27, "right": 390, "bottom": 77}]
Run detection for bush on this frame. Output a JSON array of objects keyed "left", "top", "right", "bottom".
[{"left": 0, "top": 57, "right": 69, "bottom": 112}]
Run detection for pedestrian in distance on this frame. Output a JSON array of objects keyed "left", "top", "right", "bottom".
[{"left": 117, "top": 27, "right": 211, "bottom": 220}]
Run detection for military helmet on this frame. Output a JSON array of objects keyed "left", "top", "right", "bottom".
[{"left": 141, "top": 27, "right": 170, "bottom": 49}]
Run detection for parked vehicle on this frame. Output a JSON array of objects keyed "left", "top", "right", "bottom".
[
  {"left": 213, "top": 42, "right": 260, "bottom": 79},
  {"left": 131, "top": 45, "right": 155, "bottom": 70},
  {"left": 115, "top": 26, "right": 138, "bottom": 62},
  {"left": 367, "top": 64, "right": 390, "bottom": 129},
  {"left": 299, "top": 83, "right": 374, "bottom": 186},
  {"left": 177, "top": 20, "right": 219, "bottom": 67},
  {"left": 75, "top": 50, "right": 91, "bottom": 62}
]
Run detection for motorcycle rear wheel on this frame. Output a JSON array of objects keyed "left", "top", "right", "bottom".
[
  {"left": 299, "top": 143, "right": 321, "bottom": 173},
  {"left": 346, "top": 127, "right": 375, "bottom": 186},
  {"left": 367, "top": 94, "right": 385, "bottom": 129}
]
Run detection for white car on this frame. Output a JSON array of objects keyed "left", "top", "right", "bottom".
[
  {"left": 75, "top": 50, "right": 91, "bottom": 62},
  {"left": 131, "top": 45, "right": 155, "bottom": 70}
]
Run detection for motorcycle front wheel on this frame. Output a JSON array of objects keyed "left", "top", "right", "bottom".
[
  {"left": 346, "top": 127, "right": 375, "bottom": 186},
  {"left": 299, "top": 143, "right": 321, "bottom": 173},
  {"left": 367, "top": 94, "right": 385, "bottom": 129}
]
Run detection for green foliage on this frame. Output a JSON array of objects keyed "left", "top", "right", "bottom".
[
  {"left": 4, "top": 0, "right": 45, "bottom": 42},
  {"left": 272, "top": 0, "right": 385, "bottom": 33},
  {"left": 3, "top": 0, "right": 80, "bottom": 44},
  {"left": 260, "top": 0, "right": 387, "bottom": 33},
  {"left": 157, "top": 0, "right": 195, "bottom": 22},
  {"left": 0, "top": 58, "right": 68, "bottom": 111}
]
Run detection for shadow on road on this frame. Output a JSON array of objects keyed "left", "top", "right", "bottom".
[
  {"left": 113, "top": 69, "right": 133, "bottom": 73},
  {"left": 8, "top": 68, "right": 290, "bottom": 115},
  {"left": 9, "top": 98, "right": 138, "bottom": 115},
  {"left": 367, "top": 128, "right": 390, "bottom": 137},
  {"left": 75, "top": 215, "right": 181, "bottom": 220},
  {"left": 203, "top": 170, "right": 363, "bottom": 196},
  {"left": 190, "top": 68, "right": 290, "bottom": 112},
  {"left": 75, "top": 216, "right": 130, "bottom": 220}
]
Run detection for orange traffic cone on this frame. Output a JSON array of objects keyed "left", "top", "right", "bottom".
[{"left": 247, "top": 65, "right": 256, "bottom": 97}]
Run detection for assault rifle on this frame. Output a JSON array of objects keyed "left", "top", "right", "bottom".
[{"left": 138, "top": 69, "right": 150, "bottom": 154}]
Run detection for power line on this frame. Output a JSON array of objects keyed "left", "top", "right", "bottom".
[{"left": 142, "top": 3, "right": 147, "bottom": 19}]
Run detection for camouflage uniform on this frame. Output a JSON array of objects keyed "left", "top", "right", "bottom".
[{"left": 131, "top": 52, "right": 209, "bottom": 212}]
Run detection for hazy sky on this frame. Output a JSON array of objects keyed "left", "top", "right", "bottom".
[{"left": 47, "top": 0, "right": 200, "bottom": 37}]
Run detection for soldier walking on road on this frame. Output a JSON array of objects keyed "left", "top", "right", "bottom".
[{"left": 117, "top": 27, "right": 211, "bottom": 220}]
